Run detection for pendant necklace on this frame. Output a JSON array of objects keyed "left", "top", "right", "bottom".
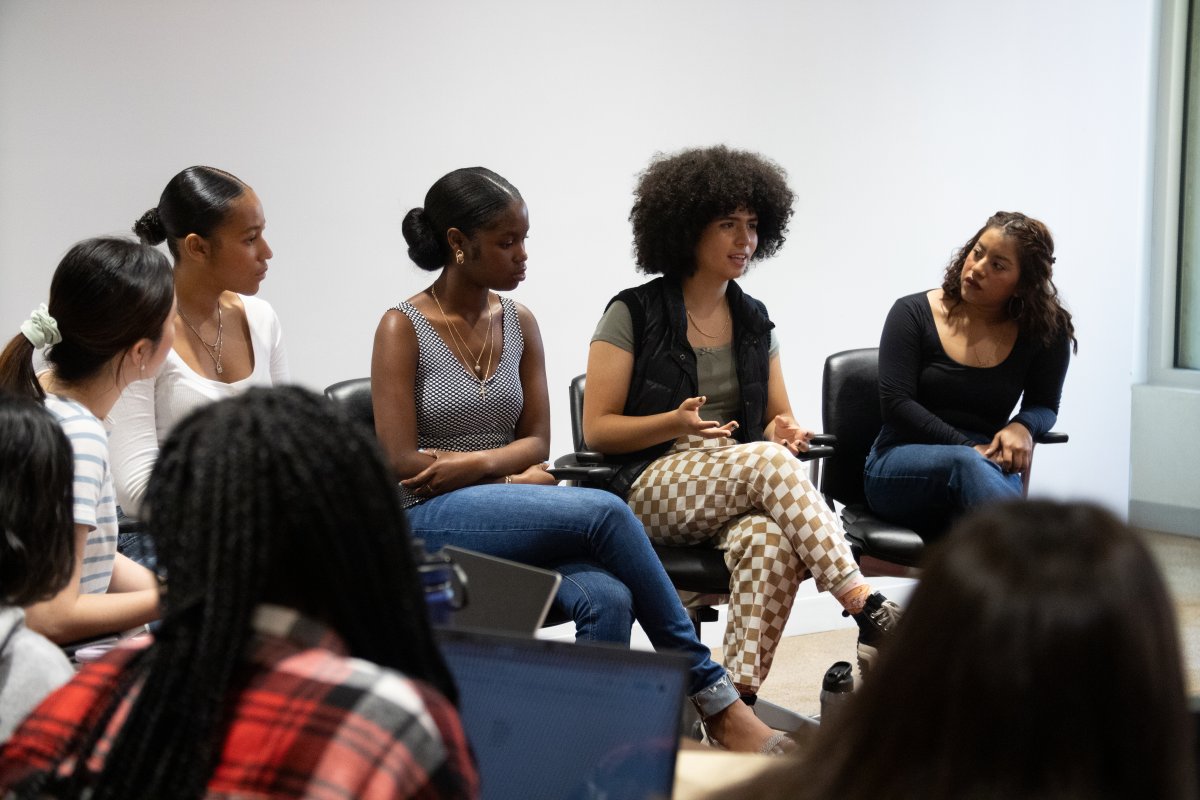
[
  {"left": 431, "top": 286, "right": 495, "bottom": 398},
  {"left": 179, "top": 305, "right": 224, "bottom": 375}
]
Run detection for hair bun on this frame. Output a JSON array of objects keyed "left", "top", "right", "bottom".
[
  {"left": 132, "top": 207, "right": 167, "bottom": 245},
  {"left": 401, "top": 207, "right": 443, "bottom": 271}
]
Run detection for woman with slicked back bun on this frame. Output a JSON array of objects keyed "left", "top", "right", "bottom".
[
  {"left": 372, "top": 166, "right": 788, "bottom": 754},
  {"left": 110, "top": 167, "right": 289, "bottom": 566}
]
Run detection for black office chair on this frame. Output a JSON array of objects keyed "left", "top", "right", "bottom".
[
  {"left": 819, "top": 348, "right": 1068, "bottom": 573},
  {"left": 324, "top": 377, "right": 375, "bottom": 432},
  {"left": 551, "top": 374, "right": 829, "bottom": 733}
]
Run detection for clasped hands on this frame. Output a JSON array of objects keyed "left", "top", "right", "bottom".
[
  {"left": 676, "top": 396, "right": 814, "bottom": 456},
  {"left": 972, "top": 422, "right": 1033, "bottom": 474},
  {"left": 401, "top": 448, "right": 555, "bottom": 497}
]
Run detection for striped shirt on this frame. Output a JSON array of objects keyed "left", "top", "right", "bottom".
[
  {"left": 0, "top": 605, "right": 478, "bottom": 799},
  {"left": 43, "top": 394, "right": 116, "bottom": 595}
]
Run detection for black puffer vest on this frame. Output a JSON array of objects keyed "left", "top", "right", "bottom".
[{"left": 601, "top": 277, "right": 773, "bottom": 498}]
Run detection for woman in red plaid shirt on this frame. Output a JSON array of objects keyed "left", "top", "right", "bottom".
[{"left": 0, "top": 387, "right": 478, "bottom": 799}]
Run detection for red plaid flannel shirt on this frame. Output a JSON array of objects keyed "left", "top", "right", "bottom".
[{"left": 0, "top": 605, "right": 479, "bottom": 799}]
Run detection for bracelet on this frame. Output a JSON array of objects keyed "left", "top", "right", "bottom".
[{"left": 504, "top": 475, "right": 512, "bottom": 484}]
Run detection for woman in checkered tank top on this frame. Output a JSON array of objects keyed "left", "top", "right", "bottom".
[{"left": 371, "top": 167, "right": 789, "bottom": 754}]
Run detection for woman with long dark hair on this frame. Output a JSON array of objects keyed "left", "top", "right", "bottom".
[
  {"left": 0, "top": 387, "right": 477, "bottom": 799},
  {"left": 0, "top": 237, "right": 174, "bottom": 644},
  {"left": 713, "top": 500, "right": 1195, "bottom": 800},
  {"left": 372, "top": 166, "right": 785, "bottom": 753},
  {"left": 864, "top": 211, "right": 1075, "bottom": 534}
]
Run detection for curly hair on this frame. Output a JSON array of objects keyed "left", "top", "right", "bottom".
[
  {"left": 941, "top": 211, "right": 1077, "bottom": 352},
  {"left": 630, "top": 145, "right": 795, "bottom": 279}
]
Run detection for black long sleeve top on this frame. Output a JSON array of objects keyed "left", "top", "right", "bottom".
[{"left": 874, "top": 292, "right": 1071, "bottom": 452}]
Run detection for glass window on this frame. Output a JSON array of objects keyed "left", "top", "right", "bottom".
[{"left": 1178, "top": 0, "right": 1200, "bottom": 368}]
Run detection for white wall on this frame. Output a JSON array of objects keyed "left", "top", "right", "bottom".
[{"left": 0, "top": 0, "right": 1156, "bottom": 517}]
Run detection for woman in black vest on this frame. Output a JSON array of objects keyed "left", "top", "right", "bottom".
[{"left": 584, "top": 146, "right": 899, "bottom": 701}]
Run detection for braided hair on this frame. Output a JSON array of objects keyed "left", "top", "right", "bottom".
[{"left": 32, "top": 386, "right": 454, "bottom": 800}]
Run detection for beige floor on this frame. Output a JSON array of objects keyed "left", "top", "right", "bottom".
[{"left": 747, "top": 529, "right": 1200, "bottom": 718}]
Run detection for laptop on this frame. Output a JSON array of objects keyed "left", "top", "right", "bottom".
[
  {"left": 436, "top": 628, "right": 689, "bottom": 800},
  {"left": 439, "top": 546, "right": 562, "bottom": 636}
]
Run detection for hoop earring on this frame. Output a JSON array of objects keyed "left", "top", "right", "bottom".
[
  {"left": 455, "top": 250, "right": 465, "bottom": 265},
  {"left": 1008, "top": 295, "right": 1025, "bottom": 319}
]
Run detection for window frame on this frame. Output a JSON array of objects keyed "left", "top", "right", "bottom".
[{"left": 1151, "top": 0, "right": 1200, "bottom": 386}]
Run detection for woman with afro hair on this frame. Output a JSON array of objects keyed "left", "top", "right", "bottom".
[{"left": 584, "top": 145, "right": 899, "bottom": 701}]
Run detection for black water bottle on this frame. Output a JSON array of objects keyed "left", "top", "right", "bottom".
[{"left": 819, "top": 661, "right": 855, "bottom": 726}]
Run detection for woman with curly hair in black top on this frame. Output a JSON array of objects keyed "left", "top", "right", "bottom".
[
  {"left": 864, "top": 211, "right": 1075, "bottom": 535},
  {"left": 584, "top": 145, "right": 900, "bottom": 701}
]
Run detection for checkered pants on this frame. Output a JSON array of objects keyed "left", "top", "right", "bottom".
[{"left": 628, "top": 436, "right": 860, "bottom": 692}]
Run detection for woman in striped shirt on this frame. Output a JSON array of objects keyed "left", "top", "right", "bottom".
[{"left": 0, "top": 237, "right": 175, "bottom": 645}]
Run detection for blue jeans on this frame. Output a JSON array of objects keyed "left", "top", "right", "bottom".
[
  {"left": 864, "top": 439, "right": 1024, "bottom": 533},
  {"left": 405, "top": 484, "right": 736, "bottom": 712}
]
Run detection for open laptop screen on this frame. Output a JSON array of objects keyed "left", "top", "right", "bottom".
[{"left": 436, "top": 629, "right": 688, "bottom": 800}]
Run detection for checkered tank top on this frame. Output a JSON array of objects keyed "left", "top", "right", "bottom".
[{"left": 396, "top": 296, "right": 524, "bottom": 508}]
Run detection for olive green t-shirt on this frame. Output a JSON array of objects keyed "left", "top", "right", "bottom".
[{"left": 591, "top": 300, "right": 778, "bottom": 425}]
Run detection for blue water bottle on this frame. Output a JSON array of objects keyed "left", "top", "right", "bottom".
[{"left": 412, "top": 540, "right": 467, "bottom": 626}]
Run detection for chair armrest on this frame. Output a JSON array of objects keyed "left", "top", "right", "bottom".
[
  {"left": 549, "top": 452, "right": 618, "bottom": 483},
  {"left": 547, "top": 464, "right": 619, "bottom": 482},
  {"left": 810, "top": 433, "right": 837, "bottom": 447},
  {"left": 798, "top": 444, "right": 834, "bottom": 462},
  {"left": 1037, "top": 431, "right": 1069, "bottom": 445}
]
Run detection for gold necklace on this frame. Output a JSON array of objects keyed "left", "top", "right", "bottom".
[
  {"left": 430, "top": 286, "right": 495, "bottom": 397},
  {"left": 686, "top": 307, "right": 730, "bottom": 340},
  {"left": 179, "top": 305, "right": 224, "bottom": 375}
]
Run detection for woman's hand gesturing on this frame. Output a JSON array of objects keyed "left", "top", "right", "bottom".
[
  {"left": 675, "top": 396, "right": 738, "bottom": 439},
  {"left": 770, "top": 414, "right": 815, "bottom": 455}
]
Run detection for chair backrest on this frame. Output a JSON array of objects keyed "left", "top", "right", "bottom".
[
  {"left": 569, "top": 374, "right": 587, "bottom": 452},
  {"left": 821, "top": 348, "right": 881, "bottom": 507},
  {"left": 324, "top": 377, "right": 374, "bottom": 431}
]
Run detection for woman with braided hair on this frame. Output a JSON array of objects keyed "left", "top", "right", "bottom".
[
  {"left": 0, "top": 387, "right": 477, "bottom": 799},
  {"left": 864, "top": 211, "right": 1076, "bottom": 534},
  {"left": 0, "top": 237, "right": 173, "bottom": 645}
]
